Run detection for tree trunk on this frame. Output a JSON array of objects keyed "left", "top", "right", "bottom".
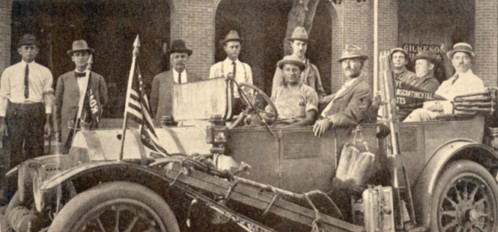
[{"left": 283, "top": 0, "right": 322, "bottom": 55}]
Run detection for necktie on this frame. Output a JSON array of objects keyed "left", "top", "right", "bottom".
[
  {"left": 451, "top": 74, "right": 459, "bottom": 85},
  {"left": 232, "top": 61, "right": 236, "bottom": 80},
  {"left": 75, "top": 72, "right": 86, "bottom": 78},
  {"left": 178, "top": 71, "right": 182, "bottom": 84},
  {"left": 24, "top": 64, "right": 29, "bottom": 98}
]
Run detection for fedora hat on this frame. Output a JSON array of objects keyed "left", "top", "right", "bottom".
[
  {"left": 169, "top": 39, "right": 192, "bottom": 56},
  {"left": 446, "top": 42, "right": 475, "bottom": 59},
  {"left": 220, "top": 30, "right": 242, "bottom": 45},
  {"left": 390, "top": 47, "right": 409, "bottom": 59},
  {"left": 17, "top": 34, "right": 38, "bottom": 48},
  {"left": 67, "top": 40, "right": 94, "bottom": 55},
  {"left": 338, "top": 44, "right": 368, "bottom": 62},
  {"left": 277, "top": 55, "right": 305, "bottom": 71},
  {"left": 288, "top": 26, "right": 309, "bottom": 42},
  {"left": 413, "top": 50, "right": 439, "bottom": 64}
]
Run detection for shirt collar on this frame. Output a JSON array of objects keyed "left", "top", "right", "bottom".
[
  {"left": 21, "top": 60, "right": 33, "bottom": 66},
  {"left": 224, "top": 58, "right": 239, "bottom": 64},
  {"left": 454, "top": 69, "right": 473, "bottom": 78}
]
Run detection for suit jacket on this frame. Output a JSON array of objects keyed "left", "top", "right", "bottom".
[
  {"left": 55, "top": 71, "right": 108, "bottom": 147},
  {"left": 150, "top": 69, "right": 201, "bottom": 125},
  {"left": 321, "top": 75, "right": 374, "bottom": 126}
]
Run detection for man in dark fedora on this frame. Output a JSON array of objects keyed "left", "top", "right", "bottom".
[
  {"left": 396, "top": 50, "right": 440, "bottom": 121},
  {"left": 313, "top": 45, "right": 373, "bottom": 137},
  {"left": 150, "top": 39, "right": 201, "bottom": 125},
  {"left": 272, "top": 26, "right": 331, "bottom": 104},
  {"left": 405, "top": 42, "right": 485, "bottom": 121},
  {"left": 54, "top": 39, "right": 108, "bottom": 153},
  {"left": 265, "top": 55, "right": 319, "bottom": 126},
  {"left": 0, "top": 34, "right": 54, "bottom": 204},
  {"left": 209, "top": 30, "right": 253, "bottom": 115}
]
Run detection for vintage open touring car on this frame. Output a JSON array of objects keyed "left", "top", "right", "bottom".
[{"left": 2, "top": 50, "right": 498, "bottom": 232}]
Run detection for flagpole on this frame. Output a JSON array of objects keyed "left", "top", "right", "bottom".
[{"left": 119, "top": 35, "right": 140, "bottom": 160}]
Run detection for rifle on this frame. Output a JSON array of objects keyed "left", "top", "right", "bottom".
[
  {"left": 379, "top": 50, "right": 417, "bottom": 229},
  {"left": 64, "top": 54, "right": 93, "bottom": 150}
]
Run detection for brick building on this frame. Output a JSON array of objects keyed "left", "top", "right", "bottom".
[{"left": 0, "top": 0, "right": 496, "bottom": 117}]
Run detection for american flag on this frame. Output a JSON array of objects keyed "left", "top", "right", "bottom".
[{"left": 126, "top": 65, "right": 169, "bottom": 156}]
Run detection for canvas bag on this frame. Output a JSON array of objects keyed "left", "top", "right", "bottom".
[{"left": 335, "top": 126, "right": 376, "bottom": 186}]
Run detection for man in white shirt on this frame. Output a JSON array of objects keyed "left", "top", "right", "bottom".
[
  {"left": 404, "top": 42, "right": 485, "bottom": 122},
  {"left": 209, "top": 30, "right": 253, "bottom": 115},
  {"left": 266, "top": 55, "right": 319, "bottom": 126},
  {"left": 150, "top": 40, "right": 201, "bottom": 125},
  {"left": 0, "top": 34, "right": 54, "bottom": 204}
]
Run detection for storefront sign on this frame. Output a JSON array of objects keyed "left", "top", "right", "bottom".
[{"left": 402, "top": 44, "right": 444, "bottom": 59}]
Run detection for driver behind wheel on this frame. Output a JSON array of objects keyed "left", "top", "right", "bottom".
[{"left": 264, "top": 55, "right": 319, "bottom": 127}]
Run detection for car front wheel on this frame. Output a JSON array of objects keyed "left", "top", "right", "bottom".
[
  {"left": 48, "top": 181, "right": 180, "bottom": 232},
  {"left": 431, "top": 160, "right": 498, "bottom": 232}
]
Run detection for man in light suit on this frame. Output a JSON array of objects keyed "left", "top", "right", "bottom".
[
  {"left": 313, "top": 45, "right": 373, "bottom": 137},
  {"left": 150, "top": 40, "right": 201, "bottom": 125},
  {"left": 54, "top": 40, "right": 108, "bottom": 153}
]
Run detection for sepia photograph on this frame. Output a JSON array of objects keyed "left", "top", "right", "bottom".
[{"left": 0, "top": 0, "right": 497, "bottom": 231}]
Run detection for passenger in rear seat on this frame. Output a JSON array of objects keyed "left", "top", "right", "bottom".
[
  {"left": 313, "top": 45, "right": 372, "bottom": 137},
  {"left": 265, "top": 55, "right": 319, "bottom": 126},
  {"left": 404, "top": 43, "right": 485, "bottom": 122}
]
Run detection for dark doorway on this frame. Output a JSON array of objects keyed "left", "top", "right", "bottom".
[
  {"left": 215, "top": 0, "right": 292, "bottom": 95},
  {"left": 12, "top": 0, "right": 170, "bottom": 117},
  {"left": 215, "top": 0, "right": 332, "bottom": 95},
  {"left": 308, "top": 0, "right": 332, "bottom": 95}
]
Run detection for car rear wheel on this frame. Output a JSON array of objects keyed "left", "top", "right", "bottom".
[
  {"left": 48, "top": 181, "right": 180, "bottom": 232},
  {"left": 431, "top": 160, "right": 498, "bottom": 232}
]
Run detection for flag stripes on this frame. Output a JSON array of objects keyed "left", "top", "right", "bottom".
[{"left": 125, "top": 65, "right": 169, "bottom": 156}]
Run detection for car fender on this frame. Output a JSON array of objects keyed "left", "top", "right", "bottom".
[
  {"left": 412, "top": 138, "right": 498, "bottom": 228},
  {"left": 40, "top": 161, "right": 171, "bottom": 191}
]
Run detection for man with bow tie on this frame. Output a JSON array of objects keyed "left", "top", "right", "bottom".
[
  {"left": 404, "top": 42, "right": 485, "bottom": 122},
  {"left": 54, "top": 40, "right": 108, "bottom": 153}
]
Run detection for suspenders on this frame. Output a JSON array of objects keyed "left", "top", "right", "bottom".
[{"left": 221, "top": 61, "right": 248, "bottom": 83}]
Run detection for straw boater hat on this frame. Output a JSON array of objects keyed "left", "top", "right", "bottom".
[
  {"left": 17, "top": 34, "right": 38, "bottom": 48},
  {"left": 413, "top": 50, "right": 439, "bottom": 64},
  {"left": 169, "top": 39, "right": 193, "bottom": 56},
  {"left": 220, "top": 30, "right": 242, "bottom": 45},
  {"left": 288, "top": 26, "right": 309, "bottom": 42},
  {"left": 277, "top": 55, "right": 305, "bottom": 71},
  {"left": 338, "top": 44, "right": 368, "bottom": 62},
  {"left": 67, "top": 40, "right": 95, "bottom": 55},
  {"left": 446, "top": 42, "right": 475, "bottom": 59}
]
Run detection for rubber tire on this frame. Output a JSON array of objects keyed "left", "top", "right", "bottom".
[
  {"left": 430, "top": 160, "right": 498, "bottom": 231},
  {"left": 48, "top": 181, "right": 180, "bottom": 232}
]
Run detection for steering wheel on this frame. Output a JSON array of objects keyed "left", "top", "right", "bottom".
[{"left": 230, "top": 83, "right": 278, "bottom": 128}]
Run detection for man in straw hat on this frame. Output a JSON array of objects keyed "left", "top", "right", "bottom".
[
  {"left": 313, "top": 45, "right": 373, "bottom": 137},
  {"left": 272, "top": 26, "right": 331, "bottom": 104},
  {"left": 0, "top": 34, "right": 54, "bottom": 204},
  {"left": 209, "top": 30, "right": 253, "bottom": 115},
  {"left": 405, "top": 42, "right": 485, "bottom": 122},
  {"left": 54, "top": 40, "right": 108, "bottom": 153},
  {"left": 264, "top": 55, "right": 319, "bottom": 126},
  {"left": 150, "top": 39, "right": 201, "bottom": 125},
  {"left": 396, "top": 50, "right": 440, "bottom": 121}
]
